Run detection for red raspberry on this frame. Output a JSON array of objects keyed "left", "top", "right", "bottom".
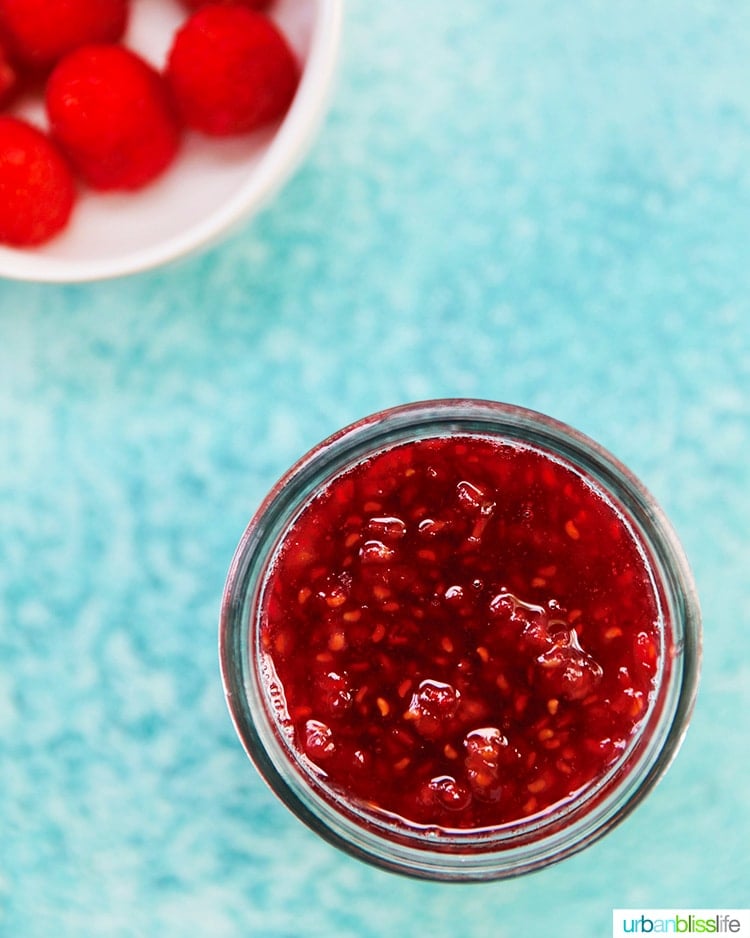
[
  {"left": 46, "top": 45, "right": 181, "bottom": 191},
  {"left": 181, "top": 0, "right": 271, "bottom": 9},
  {"left": 166, "top": 6, "right": 299, "bottom": 136},
  {"left": 0, "top": 0, "right": 128, "bottom": 71},
  {"left": 0, "top": 116, "right": 75, "bottom": 246}
]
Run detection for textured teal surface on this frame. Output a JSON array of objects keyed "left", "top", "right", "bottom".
[{"left": 2, "top": 1, "right": 749, "bottom": 935}]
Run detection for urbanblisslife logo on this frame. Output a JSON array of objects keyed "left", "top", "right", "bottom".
[{"left": 613, "top": 911, "right": 750, "bottom": 936}]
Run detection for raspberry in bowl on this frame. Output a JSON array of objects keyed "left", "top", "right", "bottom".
[
  {"left": 0, "top": 0, "right": 342, "bottom": 282},
  {"left": 220, "top": 399, "right": 701, "bottom": 880}
]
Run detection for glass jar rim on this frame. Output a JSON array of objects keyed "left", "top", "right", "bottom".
[{"left": 219, "top": 399, "right": 702, "bottom": 881}]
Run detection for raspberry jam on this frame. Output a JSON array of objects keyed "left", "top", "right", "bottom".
[{"left": 221, "top": 401, "right": 700, "bottom": 880}]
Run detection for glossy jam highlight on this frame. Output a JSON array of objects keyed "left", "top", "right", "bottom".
[{"left": 259, "top": 435, "right": 661, "bottom": 832}]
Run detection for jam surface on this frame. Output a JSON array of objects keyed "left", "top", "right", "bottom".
[{"left": 260, "top": 435, "right": 660, "bottom": 831}]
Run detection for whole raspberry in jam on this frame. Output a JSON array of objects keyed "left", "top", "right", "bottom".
[
  {"left": 166, "top": 6, "right": 299, "bottom": 136},
  {"left": 0, "top": 116, "right": 75, "bottom": 246},
  {"left": 45, "top": 45, "right": 181, "bottom": 191},
  {"left": 0, "top": 0, "right": 128, "bottom": 71}
]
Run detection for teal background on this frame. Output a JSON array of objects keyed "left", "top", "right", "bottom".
[{"left": 2, "top": 0, "right": 749, "bottom": 934}]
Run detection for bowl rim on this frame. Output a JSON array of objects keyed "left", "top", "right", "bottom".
[{"left": 0, "top": 0, "right": 344, "bottom": 284}]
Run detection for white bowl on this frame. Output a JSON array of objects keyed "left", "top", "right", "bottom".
[{"left": 0, "top": 0, "right": 343, "bottom": 283}]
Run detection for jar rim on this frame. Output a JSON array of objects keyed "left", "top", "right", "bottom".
[{"left": 219, "top": 399, "right": 702, "bottom": 881}]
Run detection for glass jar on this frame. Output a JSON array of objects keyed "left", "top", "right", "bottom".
[{"left": 219, "top": 399, "right": 701, "bottom": 881}]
